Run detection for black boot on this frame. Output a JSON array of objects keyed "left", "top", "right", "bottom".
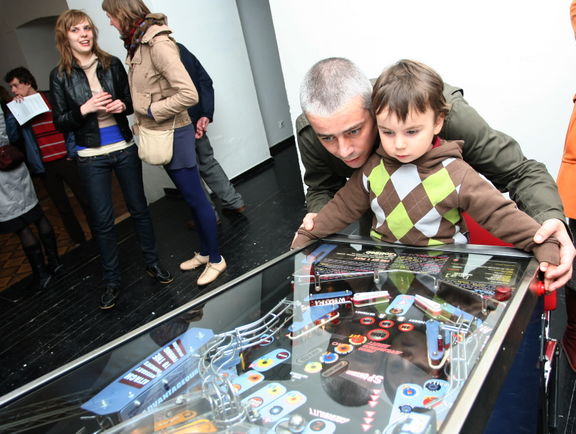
[
  {"left": 39, "top": 230, "right": 63, "bottom": 275},
  {"left": 23, "top": 244, "right": 52, "bottom": 291},
  {"left": 563, "top": 287, "right": 576, "bottom": 372}
]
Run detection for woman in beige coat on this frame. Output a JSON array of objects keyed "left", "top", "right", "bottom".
[{"left": 102, "top": 0, "right": 226, "bottom": 286}]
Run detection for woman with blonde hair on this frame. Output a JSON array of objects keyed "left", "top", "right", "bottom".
[
  {"left": 101, "top": 0, "right": 226, "bottom": 286},
  {"left": 50, "top": 9, "right": 172, "bottom": 309}
]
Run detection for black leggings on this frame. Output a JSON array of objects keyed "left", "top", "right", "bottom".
[{"left": 16, "top": 215, "right": 53, "bottom": 249}]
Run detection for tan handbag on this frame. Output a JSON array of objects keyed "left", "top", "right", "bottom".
[{"left": 137, "top": 118, "right": 176, "bottom": 165}]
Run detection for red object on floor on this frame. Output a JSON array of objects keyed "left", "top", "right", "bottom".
[{"left": 462, "top": 212, "right": 556, "bottom": 311}]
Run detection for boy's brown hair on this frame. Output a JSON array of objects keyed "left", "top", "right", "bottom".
[{"left": 372, "top": 59, "right": 449, "bottom": 121}]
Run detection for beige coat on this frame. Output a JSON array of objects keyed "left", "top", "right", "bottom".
[{"left": 126, "top": 22, "right": 198, "bottom": 131}]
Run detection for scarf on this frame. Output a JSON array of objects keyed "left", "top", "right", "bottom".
[{"left": 122, "top": 14, "right": 167, "bottom": 59}]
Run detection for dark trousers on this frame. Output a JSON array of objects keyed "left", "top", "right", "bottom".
[
  {"left": 196, "top": 134, "right": 244, "bottom": 210},
  {"left": 167, "top": 165, "right": 220, "bottom": 263},
  {"left": 77, "top": 145, "right": 158, "bottom": 286},
  {"left": 40, "top": 158, "right": 90, "bottom": 244}
]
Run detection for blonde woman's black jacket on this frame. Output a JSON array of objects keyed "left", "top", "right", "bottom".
[{"left": 49, "top": 56, "right": 133, "bottom": 148}]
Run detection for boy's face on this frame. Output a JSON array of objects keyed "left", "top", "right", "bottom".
[
  {"left": 8, "top": 78, "right": 34, "bottom": 98},
  {"left": 306, "top": 96, "right": 378, "bottom": 169},
  {"left": 376, "top": 107, "right": 444, "bottom": 164}
]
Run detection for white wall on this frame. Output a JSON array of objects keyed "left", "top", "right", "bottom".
[
  {"left": 269, "top": 0, "right": 576, "bottom": 180},
  {"left": 67, "top": 0, "right": 271, "bottom": 203},
  {"left": 0, "top": 0, "right": 68, "bottom": 88},
  {"left": 236, "top": 0, "right": 292, "bottom": 147},
  {"left": 15, "top": 18, "right": 60, "bottom": 90}
]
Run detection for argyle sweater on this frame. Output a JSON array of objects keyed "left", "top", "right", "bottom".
[{"left": 294, "top": 139, "right": 559, "bottom": 265}]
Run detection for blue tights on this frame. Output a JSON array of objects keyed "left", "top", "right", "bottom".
[{"left": 167, "top": 166, "right": 221, "bottom": 263}]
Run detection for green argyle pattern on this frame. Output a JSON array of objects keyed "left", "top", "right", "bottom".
[{"left": 363, "top": 156, "right": 468, "bottom": 246}]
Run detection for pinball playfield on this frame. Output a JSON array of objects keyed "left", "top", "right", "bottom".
[{"left": 0, "top": 237, "right": 544, "bottom": 433}]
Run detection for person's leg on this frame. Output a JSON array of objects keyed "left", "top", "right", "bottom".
[
  {"left": 17, "top": 225, "right": 51, "bottom": 291},
  {"left": 195, "top": 134, "right": 244, "bottom": 210},
  {"left": 35, "top": 214, "right": 62, "bottom": 274},
  {"left": 57, "top": 158, "right": 92, "bottom": 237},
  {"left": 167, "top": 166, "right": 220, "bottom": 262},
  {"left": 185, "top": 179, "right": 219, "bottom": 230},
  {"left": 563, "top": 219, "right": 576, "bottom": 371},
  {"left": 77, "top": 154, "right": 121, "bottom": 287},
  {"left": 112, "top": 146, "right": 158, "bottom": 266},
  {"left": 112, "top": 146, "right": 171, "bottom": 283},
  {"left": 42, "top": 161, "right": 86, "bottom": 244}
]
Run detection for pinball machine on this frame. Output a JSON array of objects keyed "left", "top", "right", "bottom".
[{"left": 0, "top": 236, "right": 555, "bottom": 433}]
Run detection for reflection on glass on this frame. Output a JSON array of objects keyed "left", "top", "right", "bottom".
[{"left": 0, "top": 241, "right": 533, "bottom": 433}]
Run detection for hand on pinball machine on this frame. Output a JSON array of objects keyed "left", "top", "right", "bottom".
[{"left": 533, "top": 218, "right": 575, "bottom": 292}]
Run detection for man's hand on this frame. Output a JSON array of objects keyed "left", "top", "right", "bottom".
[
  {"left": 195, "top": 116, "right": 210, "bottom": 139},
  {"left": 534, "top": 218, "right": 575, "bottom": 291},
  {"left": 302, "top": 213, "right": 318, "bottom": 231}
]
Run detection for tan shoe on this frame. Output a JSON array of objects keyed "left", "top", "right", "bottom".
[
  {"left": 197, "top": 257, "right": 227, "bottom": 286},
  {"left": 180, "top": 252, "right": 209, "bottom": 271}
]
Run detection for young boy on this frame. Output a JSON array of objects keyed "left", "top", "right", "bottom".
[{"left": 292, "top": 59, "right": 559, "bottom": 287}]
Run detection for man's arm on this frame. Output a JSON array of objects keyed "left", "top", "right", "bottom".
[
  {"left": 178, "top": 43, "right": 214, "bottom": 122},
  {"left": 296, "top": 114, "right": 352, "bottom": 213},
  {"left": 442, "top": 84, "right": 573, "bottom": 289},
  {"left": 4, "top": 111, "right": 22, "bottom": 144},
  {"left": 442, "top": 84, "right": 564, "bottom": 224}
]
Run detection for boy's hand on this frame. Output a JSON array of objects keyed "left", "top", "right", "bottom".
[
  {"left": 534, "top": 218, "right": 575, "bottom": 291},
  {"left": 302, "top": 213, "right": 317, "bottom": 231}
]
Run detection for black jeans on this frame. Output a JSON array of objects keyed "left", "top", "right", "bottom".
[
  {"left": 77, "top": 145, "right": 158, "bottom": 286},
  {"left": 41, "top": 158, "right": 90, "bottom": 244}
]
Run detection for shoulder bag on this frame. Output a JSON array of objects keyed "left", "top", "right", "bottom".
[
  {"left": 0, "top": 144, "right": 25, "bottom": 171},
  {"left": 137, "top": 117, "right": 176, "bottom": 166}
]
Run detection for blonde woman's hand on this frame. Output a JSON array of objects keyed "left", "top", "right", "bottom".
[{"left": 80, "top": 92, "right": 113, "bottom": 115}]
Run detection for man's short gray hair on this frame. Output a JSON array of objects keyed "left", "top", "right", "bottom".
[{"left": 300, "top": 57, "right": 372, "bottom": 117}]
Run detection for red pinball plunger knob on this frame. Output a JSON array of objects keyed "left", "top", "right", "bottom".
[
  {"left": 531, "top": 281, "right": 546, "bottom": 296},
  {"left": 494, "top": 285, "right": 512, "bottom": 302}
]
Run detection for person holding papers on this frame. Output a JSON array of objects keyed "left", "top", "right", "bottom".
[{"left": 4, "top": 67, "right": 90, "bottom": 246}]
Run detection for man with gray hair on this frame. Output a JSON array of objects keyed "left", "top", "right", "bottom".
[{"left": 295, "top": 57, "right": 574, "bottom": 291}]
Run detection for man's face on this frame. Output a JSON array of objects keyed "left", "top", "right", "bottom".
[
  {"left": 306, "top": 96, "right": 377, "bottom": 169},
  {"left": 8, "top": 78, "right": 34, "bottom": 98}
]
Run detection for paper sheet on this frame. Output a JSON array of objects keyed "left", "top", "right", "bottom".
[{"left": 7, "top": 93, "right": 50, "bottom": 125}]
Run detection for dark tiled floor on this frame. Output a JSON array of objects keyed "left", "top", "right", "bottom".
[
  {"left": 0, "top": 142, "right": 574, "bottom": 433},
  {"left": 0, "top": 141, "right": 306, "bottom": 395},
  {"left": 0, "top": 174, "right": 127, "bottom": 291}
]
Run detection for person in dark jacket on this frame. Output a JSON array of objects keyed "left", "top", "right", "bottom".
[
  {"left": 177, "top": 43, "right": 245, "bottom": 218},
  {"left": 50, "top": 9, "right": 172, "bottom": 310}
]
